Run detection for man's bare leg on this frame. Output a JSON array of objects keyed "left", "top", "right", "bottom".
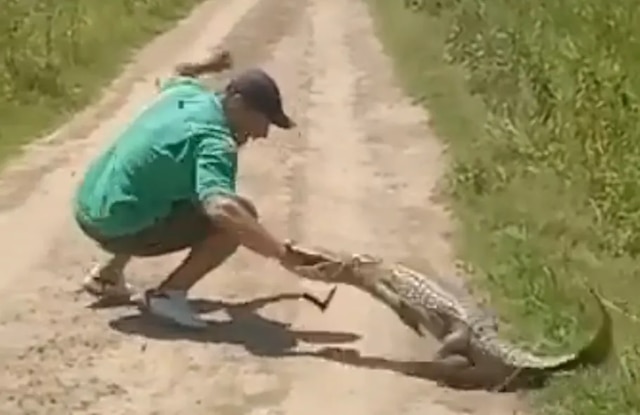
[
  {"left": 143, "top": 231, "right": 239, "bottom": 328},
  {"left": 83, "top": 253, "right": 133, "bottom": 298},
  {"left": 160, "top": 231, "right": 238, "bottom": 291}
]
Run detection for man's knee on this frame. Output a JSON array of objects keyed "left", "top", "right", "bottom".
[{"left": 201, "top": 228, "right": 240, "bottom": 259}]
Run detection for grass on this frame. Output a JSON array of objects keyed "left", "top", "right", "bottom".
[
  {"left": 366, "top": 0, "right": 640, "bottom": 414},
  {"left": 0, "top": 0, "right": 204, "bottom": 165}
]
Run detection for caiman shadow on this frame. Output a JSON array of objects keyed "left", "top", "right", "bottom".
[{"left": 286, "top": 346, "right": 548, "bottom": 392}]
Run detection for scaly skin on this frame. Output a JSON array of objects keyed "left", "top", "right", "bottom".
[{"left": 285, "top": 242, "right": 613, "bottom": 390}]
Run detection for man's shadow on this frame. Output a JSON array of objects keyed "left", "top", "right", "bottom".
[
  {"left": 102, "top": 293, "right": 539, "bottom": 392},
  {"left": 107, "top": 292, "right": 361, "bottom": 357}
]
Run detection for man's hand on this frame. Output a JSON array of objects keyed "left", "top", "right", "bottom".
[{"left": 276, "top": 240, "right": 302, "bottom": 270}]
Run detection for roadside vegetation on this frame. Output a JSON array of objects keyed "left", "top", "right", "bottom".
[
  {"left": 0, "top": 0, "right": 202, "bottom": 165},
  {"left": 367, "top": 0, "right": 640, "bottom": 413}
]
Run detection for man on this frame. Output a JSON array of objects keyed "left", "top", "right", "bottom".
[{"left": 73, "top": 50, "right": 300, "bottom": 329}]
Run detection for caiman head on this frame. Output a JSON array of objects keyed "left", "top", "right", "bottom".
[{"left": 284, "top": 241, "right": 383, "bottom": 285}]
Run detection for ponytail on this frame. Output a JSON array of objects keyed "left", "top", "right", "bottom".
[{"left": 174, "top": 49, "right": 232, "bottom": 78}]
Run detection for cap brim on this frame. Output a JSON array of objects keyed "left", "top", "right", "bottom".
[{"left": 271, "top": 112, "right": 295, "bottom": 129}]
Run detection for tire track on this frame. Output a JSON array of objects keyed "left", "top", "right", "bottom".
[
  {"left": 277, "top": 0, "right": 430, "bottom": 413},
  {"left": 0, "top": 0, "right": 317, "bottom": 413},
  {"left": 346, "top": 1, "right": 525, "bottom": 414}
]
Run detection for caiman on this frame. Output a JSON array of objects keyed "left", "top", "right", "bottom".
[{"left": 283, "top": 242, "right": 613, "bottom": 391}]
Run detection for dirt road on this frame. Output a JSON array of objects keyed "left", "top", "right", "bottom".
[{"left": 0, "top": 0, "right": 526, "bottom": 414}]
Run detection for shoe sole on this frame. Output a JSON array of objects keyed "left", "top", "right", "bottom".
[{"left": 82, "top": 281, "right": 134, "bottom": 300}]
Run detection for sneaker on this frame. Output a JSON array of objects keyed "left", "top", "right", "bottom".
[
  {"left": 82, "top": 264, "right": 134, "bottom": 299},
  {"left": 142, "top": 289, "right": 207, "bottom": 329}
]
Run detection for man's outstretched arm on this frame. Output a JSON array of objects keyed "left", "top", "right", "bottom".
[
  {"left": 195, "top": 135, "right": 295, "bottom": 266},
  {"left": 204, "top": 195, "right": 288, "bottom": 261}
]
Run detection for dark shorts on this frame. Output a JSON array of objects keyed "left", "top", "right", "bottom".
[{"left": 77, "top": 201, "right": 212, "bottom": 257}]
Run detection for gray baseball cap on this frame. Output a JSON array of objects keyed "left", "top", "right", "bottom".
[{"left": 226, "top": 68, "right": 294, "bottom": 129}]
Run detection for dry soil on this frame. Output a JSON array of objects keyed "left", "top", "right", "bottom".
[{"left": 0, "top": 0, "right": 526, "bottom": 414}]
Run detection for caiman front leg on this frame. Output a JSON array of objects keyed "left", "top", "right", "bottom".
[{"left": 374, "top": 281, "right": 426, "bottom": 336}]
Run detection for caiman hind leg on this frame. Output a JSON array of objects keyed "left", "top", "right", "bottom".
[
  {"left": 429, "top": 320, "right": 477, "bottom": 387},
  {"left": 432, "top": 359, "right": 512, "bottom": 390},
  {"left": 427, "top": 354, "right": 477, "bottom": 389},
  {"left": 434, "top": 320, "right": 471, "bottom": 361},
  {"left": 448, "top": 361, "right": 523, "bottom": 392}
]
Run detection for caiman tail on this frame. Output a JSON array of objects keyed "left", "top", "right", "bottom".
[
  {"left": 505, "top": 287, "right": 613, "bottom": 373},
  {"left": 550, "top": 287, "right": 613, "bottom": 371}
]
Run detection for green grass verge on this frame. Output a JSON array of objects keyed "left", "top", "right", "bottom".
[
  {"left": 366, "top": 0, "right": 640, "bottom": 414},
  {"left": 0, "top": 0, "right": 205, "bottom": 165}
]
